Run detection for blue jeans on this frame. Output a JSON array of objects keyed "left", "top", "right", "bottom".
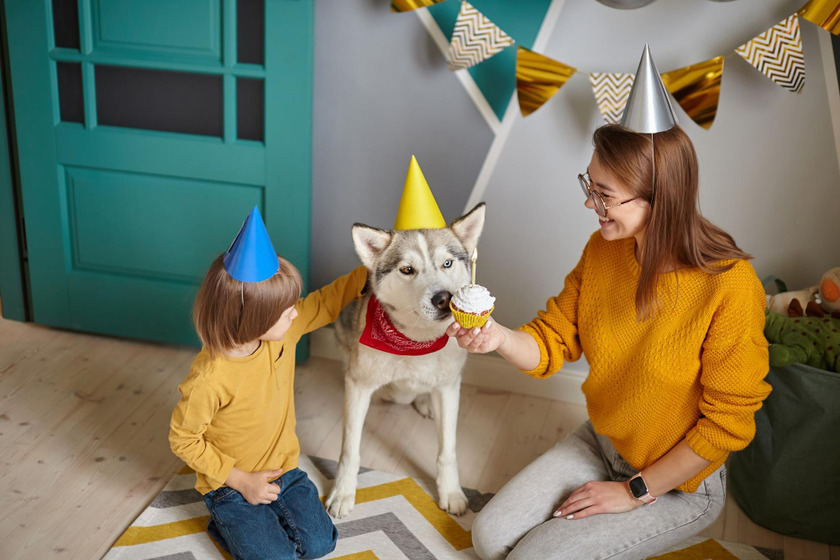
[{"left": 203, "top": 468, "right": 337, "bottom": 560}]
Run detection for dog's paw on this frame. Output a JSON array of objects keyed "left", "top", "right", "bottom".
[
  {"left": 325, "top": 490, "right": 357, "bottom": 519},
  {"left": 438, "top": 488, "right": 469, "bottom": 516},
  {"left": 412, "top": 393, "right": 433, "bottom": 418}
]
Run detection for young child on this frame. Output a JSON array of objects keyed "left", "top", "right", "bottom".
[{"left": 170, "top": 207, "right": 367, "bottom": 560}]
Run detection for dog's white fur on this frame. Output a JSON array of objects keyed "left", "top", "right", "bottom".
[{"left": 325, "top": 204, "right": 486, "bottom": 519}]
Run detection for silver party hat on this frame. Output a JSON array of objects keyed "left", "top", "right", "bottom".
[{"left": 620, "top": 44, "right": 677, "bottom": 134}]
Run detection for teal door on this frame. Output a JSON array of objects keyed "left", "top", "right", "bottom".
[{"left": 4, "top": 0, "right": 313, "bottom": 346}]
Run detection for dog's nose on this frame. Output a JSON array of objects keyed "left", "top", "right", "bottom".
[{"left": 431, "top": 291, "right": 452, "bottom": 310}]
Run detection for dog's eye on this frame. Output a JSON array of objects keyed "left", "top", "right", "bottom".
[
  {"left": 442, "top": 260, "right": 453, "bottom": 269},
  {"left": 399, "top": 266, "right": 415, "bottom": 275}
]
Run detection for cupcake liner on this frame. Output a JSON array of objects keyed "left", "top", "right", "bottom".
[{"left": 450, "top": 302, "right": 494, "bottom": 329}]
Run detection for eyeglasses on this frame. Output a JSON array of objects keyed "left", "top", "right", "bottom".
[{"left": 578, "top": 172, "right": 638, "bottom": 218}]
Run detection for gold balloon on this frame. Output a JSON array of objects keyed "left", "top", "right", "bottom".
[
  {"left": 391, "top": 0, "right": 447, "bottom": 12},
  {"left": 661, "top": 56, "right": 724, "bottom": 130},
  {"left": 515, "top": 46, "right": 577, "bottom": 117},
  {"left": 799, "top": 0, "right": 840, "bottom": 34}
]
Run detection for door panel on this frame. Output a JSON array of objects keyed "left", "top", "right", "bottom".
[
  {"left": 92, "top": 0, "right": 222, "bottom": 59},
  {"left": 5, "top": 0, "right": 313, "bottom": 345}
]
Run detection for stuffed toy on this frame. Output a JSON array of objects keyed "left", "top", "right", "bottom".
[
  {"left": 818, "top": 267, "right": 840, "bottom": 316},
  {"left": 766, "top": 267, "right": 840, "bottom": 319},
  {"left": 764, "top": 309, "right": 840, "bottom": 373}
]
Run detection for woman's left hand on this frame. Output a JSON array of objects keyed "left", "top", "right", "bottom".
[{"left": 553, "top": 480, "right": 641, "bottom": 520}]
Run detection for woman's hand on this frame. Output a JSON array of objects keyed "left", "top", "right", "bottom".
[
  {"left": 552, "top": 480, "right": 641, "bottom": 520},
  {"left": 446, "top": 319, "right": 506, "bottom": 354},
  {"left": 447, "top": 319, "right": 542, "bottom": 371},
  {"left": 226, "top": 467, "right": 284, "bottom": 505}
]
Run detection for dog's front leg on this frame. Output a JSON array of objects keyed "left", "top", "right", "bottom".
[
  {"left": 325, "top": 377, "right": 374, "bottom": 519},
  {"left": 431, "top": 382, "right": 469, "bottom": 516}
]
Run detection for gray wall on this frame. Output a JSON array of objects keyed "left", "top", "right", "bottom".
[
  {"left": 312, "top": 0, "right": 840, "bottom": 329},
  {"left": 311, "top": 0, "right": 494, "bottom": 287}
]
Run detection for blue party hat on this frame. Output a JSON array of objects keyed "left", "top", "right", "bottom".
[{"left": 223, "top": 206, "right": 279, "bottom": 282}]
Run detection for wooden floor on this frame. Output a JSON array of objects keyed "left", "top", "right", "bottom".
[{"left": 0, "top": 316, "right": 837, "bottom": 560}]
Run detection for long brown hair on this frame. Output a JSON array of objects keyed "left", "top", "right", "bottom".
[
  {"left": 193, "top": 255, "right": 303, "bottom": 357},
  {"left": 592, "top": 124, "right": 751, "bottom": 320}
]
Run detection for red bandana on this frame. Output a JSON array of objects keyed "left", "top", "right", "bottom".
[{"left": 359, "top": 296, "right": 449, "bottom": 356}]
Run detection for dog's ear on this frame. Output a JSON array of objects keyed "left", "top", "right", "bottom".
[
  {"left": 352, "top": 224, "right": 393, "bottom": 269},
  {"left": 450, "top": 203, "right": 485, "bottom": 253}
]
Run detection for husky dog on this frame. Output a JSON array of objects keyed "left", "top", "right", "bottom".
[{"left": 325, "top": 203, "right": 486, "bottom": 519}]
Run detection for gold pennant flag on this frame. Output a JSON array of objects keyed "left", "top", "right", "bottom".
[
  {"left": 799, "top": 0, "right": 840, "bottom": 34},
  {"left": 515, "top": 46, "right": 576, "bottom": 117},
  {"left": 391, "top": 0, "right": 448, "bottom": 13},
  {"left": 736, "top": 14, "right": 805, "bottom": 94},
  {"left": 661, "top": 56, "right": 724, "bottom": 130},
  {"left": 589, "top": 73, "right": 635, "bottom": 124},
  {"left": 448, "top": 1, "right": 515, "bottom": 71}
]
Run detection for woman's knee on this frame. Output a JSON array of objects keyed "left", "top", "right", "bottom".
[{"left": 471, "top": 507, "right": 511, "bottom": 560}]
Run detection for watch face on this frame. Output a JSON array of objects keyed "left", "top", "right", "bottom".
[{"left": 629, "top": 476, "right": 648, "bottom": 498}]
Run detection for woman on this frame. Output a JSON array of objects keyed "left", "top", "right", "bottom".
[{"left": 447, "top": 124, "right": 771, "bottom": 559}]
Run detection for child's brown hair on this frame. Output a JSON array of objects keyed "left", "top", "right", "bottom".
[{"left": 193, "top": 255, "right": 303, "bottom": 357}]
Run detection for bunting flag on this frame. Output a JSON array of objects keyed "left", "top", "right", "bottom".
[
  {"left": 515, "top": 47, "right": 577, "bottom": 116},
  {"left": 448, "top": 1, "right": 515, "bottom": 71},
  {"left": 589, "top": 73, "right": 635, "bottom": 124},
  {"left": 736, "top": 14, "right": 805, "bottom": 93},
  {"left": 391, "top": 0, "right": 448, "bottom": 12},
  {"left": 661, "top": 56, "right": 724, "bottom": 130},
  {"left": 798, "top": 0, "right": 840, "bottom": 34},
  {"left": 395, "top": 1, "right": 819, "bottom": 128}
]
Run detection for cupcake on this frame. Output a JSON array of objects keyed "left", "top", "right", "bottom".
[{"left": 450, "top": 284, "right": 495, "bottom": 329}]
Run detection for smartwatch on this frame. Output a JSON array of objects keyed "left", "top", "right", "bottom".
[{"left": 628, "top": 473, "right": 657, "bottom": 505}]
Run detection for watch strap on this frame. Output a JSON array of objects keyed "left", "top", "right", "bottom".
[{"left": 628, "top": 473, "right": 657, "bottom": 505}]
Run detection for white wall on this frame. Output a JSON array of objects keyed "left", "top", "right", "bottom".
[{"left": 310, "top": 0, "right": 840, "bottom": 399}]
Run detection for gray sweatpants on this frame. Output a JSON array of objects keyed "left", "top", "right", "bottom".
[{"left": 471, "top": 421, "right": 726, "bottom": 560}]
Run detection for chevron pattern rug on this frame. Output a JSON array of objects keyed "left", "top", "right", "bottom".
[{"left": 105, "top": 456, "right": 783, "bottom": 560}]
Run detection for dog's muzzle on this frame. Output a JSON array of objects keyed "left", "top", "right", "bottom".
[{"left": 431, "top": 291, "right": 452, "bottom": 320}]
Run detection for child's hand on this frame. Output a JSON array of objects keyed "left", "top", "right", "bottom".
[
  {"left": 226, "top": 467, "right": 284, "bottom": 505},
  {"left": 446, "top": 319, "right": 505, "bottom": 354}
]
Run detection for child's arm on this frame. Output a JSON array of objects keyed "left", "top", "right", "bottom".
[
  {"left": 169, "top": 375, "right": 237, "bottom": 489},
  {"left": 290, "top": 266, "right": 368, "bottom": 336}
]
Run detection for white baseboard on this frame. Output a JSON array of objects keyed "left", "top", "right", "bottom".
[{"left": 309, "top": 326, "right": 587, "bottom": 406}]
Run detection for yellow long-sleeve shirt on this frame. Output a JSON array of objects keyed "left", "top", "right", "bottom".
[
  {"left": 519, "top": 232, "right": 770, "bottom": 492},
  {"left": 169, "top": 266, "right": 368, "bottom": 494}
]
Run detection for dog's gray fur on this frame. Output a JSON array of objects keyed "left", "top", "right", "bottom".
[{"left": 325, "top": 204, "right": 486, "bottom": 519}]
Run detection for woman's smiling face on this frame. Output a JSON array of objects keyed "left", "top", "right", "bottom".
[{"left": 584, "top": 153, "right": 651, "bottom": 245}]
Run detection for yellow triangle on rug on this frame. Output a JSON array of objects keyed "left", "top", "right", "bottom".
[{"left": 104, "top": 456, "right": 782, "bottom": 560}]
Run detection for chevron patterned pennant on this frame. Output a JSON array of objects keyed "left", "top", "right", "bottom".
[
  {"left": 516, "top": 46, "right": 577, "bottom": 117},
  {"left": 735, "top": 14, "right": 805, "bottom": 94},
  {"left": 589, "top": 73, "right": 635, "bottom": 124},
  {"left": 448, "top": 1, "right": 515, "bottom": 71},
  {"left": 798, "top": 0, "right": 840, "bottom": 35}
]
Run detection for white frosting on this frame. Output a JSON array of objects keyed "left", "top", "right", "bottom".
[{"left": 452, "top": 284, "right": 495, "bottom": 314}]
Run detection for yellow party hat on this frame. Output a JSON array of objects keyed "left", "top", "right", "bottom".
[{"left": 394, "top": 155, "right": 446, "bottom": 230}]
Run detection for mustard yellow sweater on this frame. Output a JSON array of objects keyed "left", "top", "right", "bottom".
[
  {"left": 170, "top": 266, "right": 368, "bottom": 494},
  {"left": 519, "top": 232, "right": 770, "bottom": 492}
]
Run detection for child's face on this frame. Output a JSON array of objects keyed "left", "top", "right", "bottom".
[{"left": 261, "top": 305, "right": 298, "bottom": 342}]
